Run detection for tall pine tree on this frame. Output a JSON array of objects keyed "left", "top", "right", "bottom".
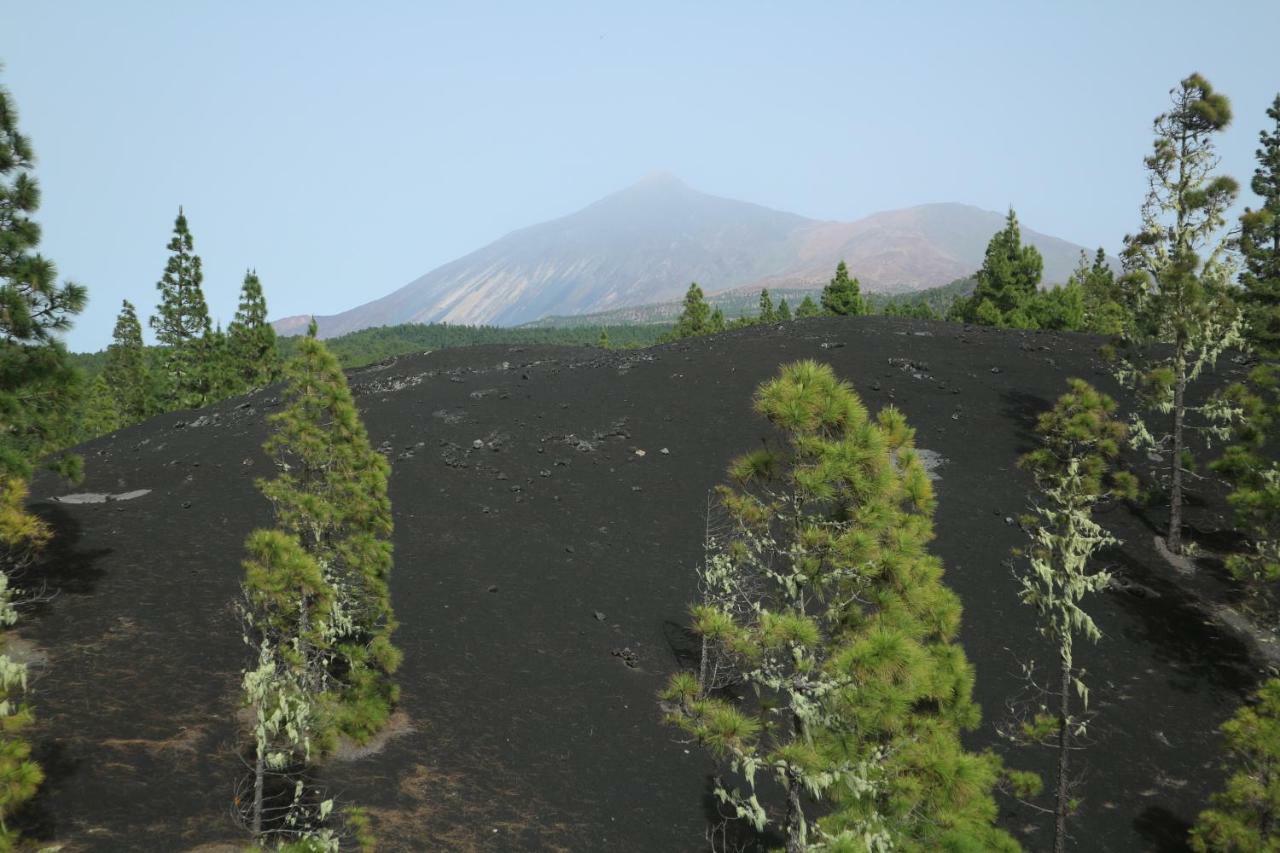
[
  {"left": 0, "top": 67, "right": 81, "bottom": 851},
  {"left": 1114, "top": 73, "right": 1242, "bottom": 555},
  {"left": 757, "top": 288, "right": 776, "bottom": 323},
  {"left": 1239, "top": 94, "right": 1280, "bottom": 358},
  {"left": 673, "top": 283, "right": 711, "bottom": 338},
  {"left": 227, "top": 269, "right": 280, "bottom": 391},
  {"left": 821, "top": 260, "right": 869, "bottom": 316},
  {"left": 258, "top": 322, "right": 400, "bottom": 742},
  {"left": 963, "top": 209, "right": 1044, "bottom": 326},
  {"left": 663, "top": 361, "right": 1016, "bottom": 851},
  {"left": 150, "top": 207, "right": 212, "bottom": 408},
  {"left": 102, "top": 300, "right": 153, "bottom": 424}
]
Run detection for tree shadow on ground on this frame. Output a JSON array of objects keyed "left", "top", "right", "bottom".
[
  {"left": 662, "top": 619, "right": 700, "bottom": 671},
  {"left": 22, "top": 503, "right": 111, "bottom": 607},
  {"left": 17, "top": 738, "right": 80, "bottom": 842},
  {"left": 1106, "top": 547, "right": 1258, "bottom": 697},
  {"left": 1000, "top": 389, "right": 1051, "bottom": 457},
  {"left": 1133, "top": 804, "right": 1194, "bottom": 852}
]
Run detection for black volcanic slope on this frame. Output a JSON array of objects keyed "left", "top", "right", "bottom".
[{"left": 23, "top": 317, "right": 1267, "bottom": 851}]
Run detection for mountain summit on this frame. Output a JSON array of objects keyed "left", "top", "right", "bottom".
[{"left": 275, "top": 177, "right": 1090, "bottom": 338}]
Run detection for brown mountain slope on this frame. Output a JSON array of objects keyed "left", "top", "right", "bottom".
[{"left": 276, "top": 176, "right": 1094, "bottom": 338}]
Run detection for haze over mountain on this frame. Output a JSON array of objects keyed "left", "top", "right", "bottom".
[{"left": 276, "top": 174, "right": 1094, "bottom": 338}]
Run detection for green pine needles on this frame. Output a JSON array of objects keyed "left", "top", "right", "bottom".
[
  {"left": 1190, "top": 678, "right": 1280, "bottom": 852},
  {"left": 662, "top": 360, "right": 1016, "bottom": 852}
]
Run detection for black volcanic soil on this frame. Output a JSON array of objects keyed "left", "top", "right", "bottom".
[{"left": 20, "top": 316, "right": 1271, "bottom": 852}]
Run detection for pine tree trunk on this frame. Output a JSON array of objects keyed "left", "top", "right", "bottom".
[
  {"left": 698, "top": 634, "right": 710, "bottom": 695},
  {"left": 1054, "top": 653, "right": 1072, "bottom": 853},
  {"left": 252, "top": 736, "right": 265, "bottom": 837},
  {"left": 784, "top": 769, "right": 807, "bottom": 853},
  {"left": 1168, "top": 345, "right": 1187, "bottom": 554}
]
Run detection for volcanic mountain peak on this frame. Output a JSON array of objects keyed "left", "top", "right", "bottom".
[{"left": 276, "top": 178, "right": 1093, "bottom": 339}]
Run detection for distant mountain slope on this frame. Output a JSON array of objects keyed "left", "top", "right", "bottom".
[{"left": 275, "top": 175, "right": 1093, "bottom": 338}]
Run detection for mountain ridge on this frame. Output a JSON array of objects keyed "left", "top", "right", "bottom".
[{"left": 275, "top": 178, "right": 1095, "bottom": 338}]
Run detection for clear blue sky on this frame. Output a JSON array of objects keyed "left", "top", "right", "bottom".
[{"left": 4, "top": 1, "right": 1279, "bottom": 350}]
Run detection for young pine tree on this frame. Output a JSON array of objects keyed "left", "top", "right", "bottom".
[
  {"left": 238, "top": 528, "right": 337, "bottom": 846},
  {"left": 1190, "top": 678, "right": 1280, "bottom": 852},
  {"left": 1114, "top": 73, "right": 1243, "bottom": 556},
  {"left": 820, "top": 260, "right": 868, "bottom": 316},
  {"left": 227, "top": 270, "right": 281, "bottom": 391},
  {"left": 258, "top": 322, "right": 400, "bottom": 743},
  {"left": 150, "top": 207, "right": 213, "bottom": 408},
  {"left": 796, "top": 294, "right": 821, "bottom": 318},
  {"left": 1016, "top": 379, "right": 1136, "bottom": 853},
  {"left": 102, "top": 300, "right": 154, "bottom": 424},
  {"left": 777, "top": 298, "right": 792, "bottom": 322},
  {"left": 673, "top": 283, "right": 712, "bottom": 338},
  {"left": 964, "top": 210, "right": 1044, "bottom": 326},
  {"left": 662, "top": 361, "right": 1017, "bottom": 852},
  {"left": 1239, "top": 94, "right": 1280, "bottom": 358},
  {"left": 758, "top": 288, "right": 776, "bottom": 323}
]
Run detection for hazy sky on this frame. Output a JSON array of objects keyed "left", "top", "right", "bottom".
[{"left": 4, "top": 1, "right": 1279, "bottom": 350}]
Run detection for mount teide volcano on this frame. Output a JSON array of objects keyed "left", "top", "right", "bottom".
[{"left": 276, "top": 173, "right": 1092, "bottom": 338}]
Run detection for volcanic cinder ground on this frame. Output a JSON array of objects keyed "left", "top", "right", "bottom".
[{"left": 21, "top": 316, "right": 1271, "bottom": 852}]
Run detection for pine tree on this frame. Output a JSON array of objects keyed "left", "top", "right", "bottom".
[
  {"left": 238, "top": 528, "right": 337, "bottom": 845},
  {"left": 0, "top": 67, "right": 81, "bottom": 852},
  {"left": 1114, "top": 73, "right": 1242, "bottom": 555},
  {"left": 663, "top": 361, "right": 1017, "bottom": 852},
  {"left": 258, "top": 322, "right": 400, "bottom": 743},
  {"left": 597, "top": 328, "right": 610, "bottom": 349},
  {"left": 709, "top": 307, "right": 726, "bottom": 333},
  {"left": 758, "top": 288, "right": 776, "bottom": 323},
  {"left": 0, "top": 75, "right": 86, "bottom": 482},
  {"left": 777, "top": 298, "right": 792, "bottom": 321},
  {"left": 1213, "top": 364, "right": 1280, "bottom": 611},
  {"left": 673, "top": 283, "right": 711, "bottom": 338},
  {"left": 150, "top": 207, "right": 212, "bottom": 408},
  {"left": 821, "top": 260, "right": 869, "bottom": 316},
  {"left": 796, "top": 294, "right": 821, "bottom": 318},
  {"left": 964, "top": 210, "right": 1044, "bottom": 325},
  {"left": 1239, "top": 94, "right": 1280, "bottom": 358},
  {"left": 1071, "top": 248, "right": 1130, "bottom": 335},
  {"left": 227, "top": 270, "right": 281, "bottom": 390},
  {"left": 1190, "top": 678, "right": 1280, "bottom": 852},
  {"left": 79, "top": 373, "right": 122, "bottom": 439},
  {"left": 102, "top": 300, "right": 153, "bottom": 424},
  {"left": 1016, "top": 379, "right": 1135, "bottom": 853},
  {"left": 201, "top": 321, "right": 239, "bottom": 402}
]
